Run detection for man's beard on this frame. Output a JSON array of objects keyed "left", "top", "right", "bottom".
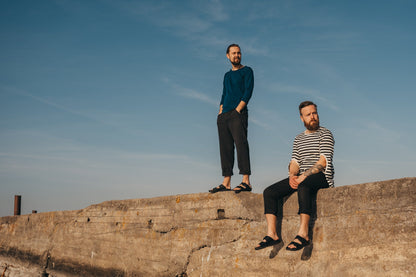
[{"left": 305, "top": 120, "right": 320, "bottom": 131}]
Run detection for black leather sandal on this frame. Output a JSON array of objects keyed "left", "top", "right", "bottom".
[
  {"left": 233, "top": 182, "right": 252, "bottom": 193},
  {"left": 286, "top": 235, "right": 310, "bottom": 251},
  {"left": 255, "top": 236, "right": 282, "bottom": 250},
  {"left": 209, "top": 184, "right": 231, "bottom": 193}
]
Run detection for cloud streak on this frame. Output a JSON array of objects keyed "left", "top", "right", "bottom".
[
  {"left": 114, "top": 0, "right": 269, "bottom": 56},
  {"left": 2, "top": 86, "right": 151, "bottom": 138},
  {"left": 4, "top": 86, "right": 108, "bottom": 123},
  {"left": 270, "top": 83, "right": 339, "bottom": 111},
  {"left": 176, "top": 88, "right": 218, "bottom": 107},
  {"left": 163, "top": 79, "right": 218, "bottom": 107}
]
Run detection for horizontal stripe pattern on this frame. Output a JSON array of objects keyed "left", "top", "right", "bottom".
[{"left": 292, "top": 126, "right": 335, "bottom": 187}]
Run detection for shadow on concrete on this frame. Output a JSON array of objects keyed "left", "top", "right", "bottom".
[
  {"left": 269, "top": 195, "right": 287, "bottom": 259},
  {"left": 269, "top": 192, "right": 318, "bottom": 260},
  {"left": 301, "top": 193, "right": 317, "bottom": 261}
]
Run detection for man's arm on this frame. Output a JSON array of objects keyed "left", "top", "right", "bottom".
[
  {"left": 288, "top": 159, "right": 300, "bottom": 177},
  {"left": 288, "top": 160, "right": 300, "bottom": 189},
  {"left": 219, "top": 104, "right": 223, "bottom": 115},
  {"left": 241, "top": 67, "right": 254, "bottom": 104},
  {"left": 295, "top": 155, "right": 327, "bottom": 185},
  {"left": 235, "top": 101, "right": 247, "bottom": 113}
]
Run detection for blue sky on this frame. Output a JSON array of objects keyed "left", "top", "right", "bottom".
[{"left": 1, "top": 0, "right": 415, "bottom": 217}]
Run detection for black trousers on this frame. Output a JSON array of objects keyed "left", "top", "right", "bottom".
[
  {"left": 263, "top": 172, "right": 329, "bottom": 216},
  {"left": 217, "top": 109, "right": 251, "bottom": 177}
]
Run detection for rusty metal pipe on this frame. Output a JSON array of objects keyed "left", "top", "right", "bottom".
[{"left": 14, "top": 195, "right": 21, "bottom": 216}]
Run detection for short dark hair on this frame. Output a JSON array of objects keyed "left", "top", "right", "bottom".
[
  {"left": 299, "top": 101, "right": 317, "bottom": 115},
  {"left": 226, "top": 44, "right": 240, "bottom": 54}
]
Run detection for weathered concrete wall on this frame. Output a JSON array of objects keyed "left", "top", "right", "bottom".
[{"left": 1, "top": 177, "right": 415, "bottom": 277}]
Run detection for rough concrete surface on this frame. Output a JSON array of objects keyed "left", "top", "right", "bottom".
[{"left": 1, "top": 177, "right": 415, "bottom": 276}]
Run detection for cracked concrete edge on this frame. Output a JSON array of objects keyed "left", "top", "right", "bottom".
[
  {"left": 180, "top": 220, "right": 253, "bottom": 276},
  {"left": 1, "top": 177, "right": 415, "bottom": 276},
  {"left": 0, "top": 212, "right": 256, "bottom": 277},
  {"left": 0, "top": 250, "right": 130, "bottom": 277},
  {"left": 1, "top": 256, "right": 44, "bottom": 277}
]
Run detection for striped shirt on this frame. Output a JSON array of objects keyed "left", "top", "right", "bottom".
[{"left": 291, "top": 126, "right": 335, "bottom": 187}]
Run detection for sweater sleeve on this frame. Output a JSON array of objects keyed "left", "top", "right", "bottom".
[
  {"left": 241, "top": 67, "right": 254, "bottom": 103},
  {"left": 220, "top": 73, "right": 227, "bottom": 106}
]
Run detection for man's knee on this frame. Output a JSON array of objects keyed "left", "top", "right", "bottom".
[
  {"left": 263, "top": 186, "right": 271, "bottom": 198},
  {"left": 263, "top": 186, "right": 279, "bottom": 203}
]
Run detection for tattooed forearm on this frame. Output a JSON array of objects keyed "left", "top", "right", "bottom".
[{"left": 304, "top": 164, "right": 324, "bottom": 177}]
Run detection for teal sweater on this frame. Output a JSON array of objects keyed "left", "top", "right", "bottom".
[{"left": 220, "top": 66, "right": 254, "bottom": 113}]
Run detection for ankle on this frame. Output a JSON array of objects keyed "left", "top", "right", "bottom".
[
  {"left": 222, "top": 183, "right": 231, "bottom": 188},
  {"left": 298, "top": 233, "right": 309, "bottom": 240},
  {"left": 267, "top": 233, "right": 279, "bottom": 240}
]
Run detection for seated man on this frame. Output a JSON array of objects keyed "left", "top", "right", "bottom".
[{"left": 255, "top": 101, "right": 335, "bottom": 251}]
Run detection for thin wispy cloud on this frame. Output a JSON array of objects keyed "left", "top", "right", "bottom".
[
  {"left": 250, "top": 108, "right": 289, "bottom": 129},
  {"left": 248, "top": 117, "right": 271, "bottom": 130},
  {"left": 270, "top": 83, "right": 339, "bottom": 111},
  {"left": 178, "top": 88, "right": 218, "bottom": 106},
  {"left": 114, "top": 0, "right": 268, "bottom": 56},
  {"left": 359, "top": 120, "right": 402, "bottom": 142},
  {"left": 197, "top": 0, "right": 228, "bottom": 22},
  {"left": 119, "top": 1, "right": 215, "bottom": 34},
  {"left": 2, "top": 86, "right": 150, "bottom": 137},
  {"left": 0, "top": 130, "right": 196, "bottom": 174},
  {"left": 164, "top": 80, "right": 218, "bottom": 107},
  {"left": 4, "top": 86, "right": 106, "bottom": 123}
]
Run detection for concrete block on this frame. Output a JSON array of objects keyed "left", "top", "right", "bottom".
[{"left": 0, "top": 177, "right": 415, "bottom": 276}]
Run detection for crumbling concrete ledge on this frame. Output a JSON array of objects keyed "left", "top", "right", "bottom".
[{"left": 1, "top": 177, "right": 415, "bottom": 276}]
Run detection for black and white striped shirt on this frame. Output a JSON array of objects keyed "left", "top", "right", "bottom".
[{"left": 291, "top": 126, "right": 335, "bottom": 187}]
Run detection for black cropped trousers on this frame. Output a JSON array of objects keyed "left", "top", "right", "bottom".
[
  {"left": 217, "top": 109, "right": 251, "bottom": 177},
  {"left": 263, "top": 172, "right": 329, "bottom": 216}
]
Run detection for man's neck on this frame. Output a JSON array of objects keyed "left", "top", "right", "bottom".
[
  {"left": 231, "top": 64, "right": 244, "bottom": 71},
  {"left": 304, "top": 127, "right": 320, "bottom": 134}
]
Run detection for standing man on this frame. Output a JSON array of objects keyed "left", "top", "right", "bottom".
[
  {"left": 209, "top": 44, "right": 254, "bottom": 193},
  {"left": 255, "top": 101, "right": 334, "bottom": 252}
]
